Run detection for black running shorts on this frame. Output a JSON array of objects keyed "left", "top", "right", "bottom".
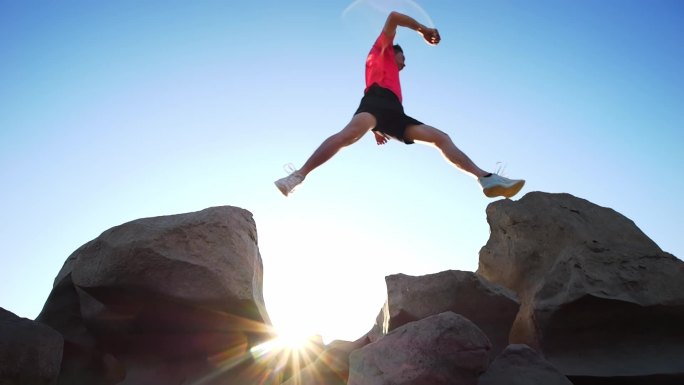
[{"left": 354, "top": 84, "right": 423, "bottom": 144}]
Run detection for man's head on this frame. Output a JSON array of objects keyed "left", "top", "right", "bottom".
[{"left": 393, "top": 44, "right": 405, "bottom": 71}]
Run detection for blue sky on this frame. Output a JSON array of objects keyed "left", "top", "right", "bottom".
[{"left": 1, "top": 0, "right": 682, "bottom": 343}]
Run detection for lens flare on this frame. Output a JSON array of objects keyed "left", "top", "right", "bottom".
[
  {"left": 342, "top": 0, "right": 435, "bottom": 28},
  {"left": 246, "top": 332, "right": 325, "bottom": 385}
]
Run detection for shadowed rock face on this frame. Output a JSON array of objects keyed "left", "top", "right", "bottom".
[
  {"left": 477, "top": 344, "right": 573, "bottom": 385},
  {"left": 35, "top": 206, "right": 274, "bottom": 385},
  {"left": 0, "top": 307, "right": 63, "bottom": 385},
  {"left": 349, "top": 312, "right": 491, "bottom": 385},
  {"left": 477, "top": 192, "right": 684, "bottom": 380}
]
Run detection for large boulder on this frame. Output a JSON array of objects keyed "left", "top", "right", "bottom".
[
  {"left": 477, "top": 192, "right": 684, "bottom": 381},
  {"left": 37, "top": 206, "right": 273, "bottom": 385},
  {"left": 53, "top": 205, "right": 269, "bottom": 327},
  {"left": 0, "top": 307, "right": 63, "bottom": 385},
  {"left": 478, "top": 344, "right": 572, "bottom": 385},
  {"left": 375, "top": 270, "right": 519, "bottom": 357},
  {"left": 348, "top": 312, "right": 491, "bottom": 385}
]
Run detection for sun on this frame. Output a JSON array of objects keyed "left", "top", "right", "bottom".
[
  {"left": 245, "top": 327, "right": 326, "bottom": 385},
  {"left": 274, "top": 329, "right": 317, "bottom": 351},
  {"left": 250, "top": 326, "right": 323, "bottom": 365}
]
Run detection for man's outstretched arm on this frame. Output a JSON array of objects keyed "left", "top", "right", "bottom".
[{"left": 382, "top": 11, "right": 440, "bottom": 45}]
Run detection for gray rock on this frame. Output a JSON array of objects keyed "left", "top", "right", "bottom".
[
  {"left": 36, "top": 274, "right": 125, "bottom": 385},
  {"left": 348, "top": 311, "right": 491, "bottom": 385},
  {"left": 55, "top": 206, "right": 269, "bottom": 327},
  {"left": 0, "top": 307, "right": 63, "bottom": 385},
  {"left": 365, "top": 305, "right": 386, "bottom": 343},
  {"left": 478, "top": 344, "right": 572, "bottom": 385},
  {"left": 477, "top": 192, "right": 684, "bottom": 379},
  {"left": 378, "top": 270, "right": 519, "bottom": 357},
  {"left": 38, "top": 206, "right": 273, "bottom": 385}
]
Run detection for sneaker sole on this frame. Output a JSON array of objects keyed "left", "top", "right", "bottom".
[
  {"left": 483, "top": 180, "right": 525, "bottom": 198},
  {"left": 274, "top": 181, "right": 290, "bottom": 197}
]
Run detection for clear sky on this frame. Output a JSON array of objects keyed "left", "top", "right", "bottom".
[{"left": 1, "top": 0, "right": 682, "bottom": 344}]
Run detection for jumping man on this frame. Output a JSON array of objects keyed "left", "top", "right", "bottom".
[{"left": 275, "top": 11, "right": 525, "bottom": 198}]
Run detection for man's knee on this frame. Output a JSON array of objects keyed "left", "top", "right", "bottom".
[{"left": 434, "top": 129, "right": 451, "bottom": 145}]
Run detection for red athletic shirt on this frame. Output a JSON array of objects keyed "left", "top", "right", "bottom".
[{"left": 364, "top": 31, "right": 402, "bottom": 103}]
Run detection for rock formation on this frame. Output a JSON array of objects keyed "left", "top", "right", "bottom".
[
  {"left": 370, "top": 270, "right": 519, "bottom": 358},
  {"left": 477, "top": 344, "right": 573, "bottom": 385},
  {"left": 36, "top": 206, "right": 274, "bottom": 385},
  {"left": 349, "top": 312, "right": 491, "bottom": 385},
  {"left": 1, "top": 192, "right": 682, "bottom": 385},
  {"left": 478, "top": 192, "right": 684, "bottom": 383},
  {"left": 0, "top": 307, "right": 63, "bottom": 385}
]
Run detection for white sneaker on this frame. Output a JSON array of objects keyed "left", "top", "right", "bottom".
[
  {"left": 274, "top": 171, "right": 305, "bottom": 197},
  {"left": 478, "top": 173, "right": 525, "bottom": 198}
]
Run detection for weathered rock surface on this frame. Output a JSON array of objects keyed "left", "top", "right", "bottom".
[
  {"left": 478, "top": 192, "right": 684, "bottom": 382},
  {"left": 348, "top": 312, "right": 491, "bottom": 385},
  {"left": 36, "top": 206, "right": 273, "bottom": 385},
  {"left": 374, "top": 270, "right": 518, "bottom": 357},
  {"left": 0, "top": 307, "right": 63, "bottom": 385},
  {"left": 478, "top": 344, "right": 572, "bottom": 385},
  {"left": 53, "top": 205, "right": 269, "bottom": 325}
]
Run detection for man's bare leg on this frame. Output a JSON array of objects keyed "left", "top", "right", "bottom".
[
  {"left": 405, "top": 124, "right": 525, "bottom": 198},
  {"left": 274, "top": 113, "right": 377, "bottom": 196},
  {"left": 405, "top": 124, "right": 488, "bottom": 178},
  {"left": 298, "top": 112, "right": 377, "bottom": 178}
]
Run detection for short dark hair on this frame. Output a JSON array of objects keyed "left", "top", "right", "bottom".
[{"left": 393, "top": 44, "right": 403, "bottom": 54}]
